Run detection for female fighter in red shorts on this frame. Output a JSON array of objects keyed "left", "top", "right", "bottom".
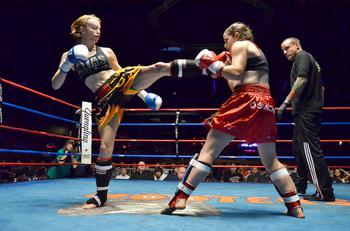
[{"left": 162, "top": 22, "right": 305, "bottom": 219}]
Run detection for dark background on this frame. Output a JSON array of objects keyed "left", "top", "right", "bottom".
[{"left": 1, "top": 0, "right": 349, "bottom": 161}]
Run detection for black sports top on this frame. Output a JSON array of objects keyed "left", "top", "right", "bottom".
[
  {"left": 245, "top": 51, "right": 269, "bottom": 72},
  {"left": 74, "top": 46, "right": 112, "bottom": 82}
]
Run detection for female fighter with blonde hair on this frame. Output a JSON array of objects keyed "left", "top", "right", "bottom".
[{"left": 52, "top": 14, "right": 208, "bottom": 209}]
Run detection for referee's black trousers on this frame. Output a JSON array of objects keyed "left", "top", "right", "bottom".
[{"left": 292, "top": 112, "right": 333, "bottom": 195}]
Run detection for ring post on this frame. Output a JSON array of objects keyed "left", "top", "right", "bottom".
[
  {"left": 0, "top": 81, "right": 3, "bottom": 124},
  {"left": 81, "top": 101, "right": 92, "bottom": 164},
  {"left": 175, "top": 110, "right": 180, "bottom": 157}
]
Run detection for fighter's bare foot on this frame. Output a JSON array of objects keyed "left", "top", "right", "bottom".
[
  {"left": 160, "top": 198, "right": 186, "bottom": 215},
  {"left": 287, "top": 207, "right": 305, "bottom": 219},
  {"left": 82, "top": 203, "right": 98, "bottom": 209},
  {"left": 160, "top": 206, "right": 176, "bottom": 215}
]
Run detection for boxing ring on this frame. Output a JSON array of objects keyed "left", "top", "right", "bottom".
[{"left": 1, "top": 77, "right": 350, "bottom": 231}]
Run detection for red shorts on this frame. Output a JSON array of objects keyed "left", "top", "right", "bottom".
[{"left": 204, "top": 84, "right": 277, "bottom": 143}]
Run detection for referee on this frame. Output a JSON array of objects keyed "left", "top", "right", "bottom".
[{"left": 278, "top": 37, "right": 335, "bottom": 201}]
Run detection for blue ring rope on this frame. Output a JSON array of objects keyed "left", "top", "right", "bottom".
[
  {"left": 1, "top": 149, "right": 349, "bottom": 160},
  {"left": 3, "top": 102, "right": 79, "bottom": 125}
]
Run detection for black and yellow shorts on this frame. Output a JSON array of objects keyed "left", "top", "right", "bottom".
[{"left": 94, "top": 66, "right": 142, "bottom": 130}]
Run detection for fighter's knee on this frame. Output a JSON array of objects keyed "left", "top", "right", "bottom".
[
  {"left": 262, "top": 159, "right": 282, "bottom": 173},
  {"left": 99, "top": 141, "right": 113, "bottom": 155},
  {"left": 99, "top": 142, "right": 107, "bottom": 152},
  {"left": 153, "top": 62, "right": 168, "bottom": 71},
  {"left": 197, "top": 150, "right": 217, "bottom": 164}
]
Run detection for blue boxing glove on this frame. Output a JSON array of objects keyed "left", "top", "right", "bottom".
[
  {"left": 138, "top": 90, "right": 162, "bottom": 110},
  {"left": 59, "top": 44, "right": 89, "bottom": 73},
  {"left": 145, "top": 93, "right": 162, "bottom": 110}
]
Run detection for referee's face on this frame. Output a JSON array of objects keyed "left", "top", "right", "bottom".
[{"left": 281, "top": 40, "right": 299, "bottom": 61}]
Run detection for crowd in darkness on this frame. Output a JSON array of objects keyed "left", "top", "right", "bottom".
[
  {"left": 1, "top": 158, "right": 349, "bottom": 184},
  {"left": 1, "top": 131, "right": 349, "bottom": 184}
]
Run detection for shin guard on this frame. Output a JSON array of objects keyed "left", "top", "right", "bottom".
[
  {"left": 86, "top": 158, "right": 113, "bottom": 207},
  {"left": 162, "top": 154, "right": 211, "bottom": 214},
  {"left": 170, "top": 59, "right": 208, "bottom": 77},
  {"left": 177, "top": 154, "right": 211, "bottom": 195},
  {"left": 270, "top": 168, "right": 302, "bottom": 213}
]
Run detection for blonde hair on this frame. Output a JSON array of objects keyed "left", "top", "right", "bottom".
[
  {"left": 70, "top": 14, "right": 101, "bottom": 42},
  {"left": 224, "top": 22, "right": 254, "bottom": 41}
]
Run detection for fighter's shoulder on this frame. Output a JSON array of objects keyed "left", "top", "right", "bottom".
[
  {"left": 233, "top": 40, "right": 250, "bottom": 49},
  {"left": 99, "top": 47, "right": 117, "bottom": 58},
  {"left": 99, "top": 46, "right": 113, "bottom": 53},
  {"left": 231, "top": 41, "right": 249, "bottom": 54}
]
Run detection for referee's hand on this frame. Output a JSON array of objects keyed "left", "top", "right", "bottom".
[{"left": 277, "top": 102, "right": 288, "bottom": 121}]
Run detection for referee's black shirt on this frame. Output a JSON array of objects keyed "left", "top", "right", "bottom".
[{"left": 290, "top": 50, "right": 323, "bottom": 115}]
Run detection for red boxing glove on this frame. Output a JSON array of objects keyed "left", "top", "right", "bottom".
[
  {"left": 217, "top": 51, "right": 232, "bottom": 65},
  {"left": 195, "top": 49, "right": 217, "bottom": 69},
  {"left": 195, "top": 49, "right": 226, "bottom": 78}
]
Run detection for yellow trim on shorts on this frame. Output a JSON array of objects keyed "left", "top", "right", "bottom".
[{"left": 96, "top": 66, "right": 143, "bottom": 130}]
